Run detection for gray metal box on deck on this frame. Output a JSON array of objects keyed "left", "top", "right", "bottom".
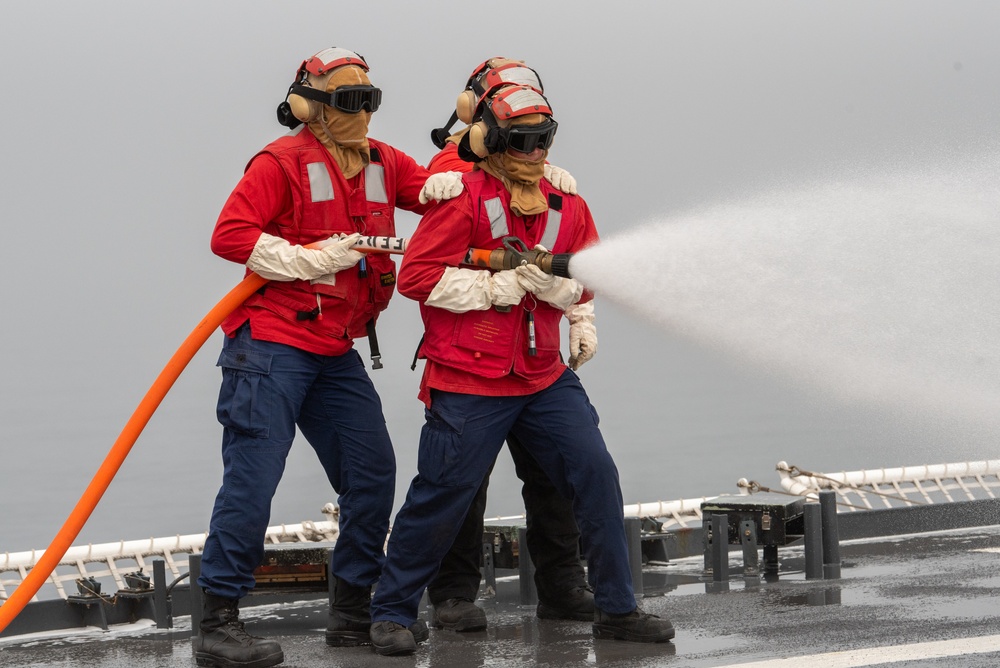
[{"left": 701, "top": 493, "right": 805, "bottom": 546}]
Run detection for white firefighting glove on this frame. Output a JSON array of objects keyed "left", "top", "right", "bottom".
[
  {"left": 515, "top": 263, "right": 583, "bottom": 311},
  {"left": 543, "top": 163, "right": 578, "bottom": 195},
  {"left": 565, "top": 301, "right": 597, "bottom": 370},
  {"left": 247, "top": 232, "right": 364, "bottom": 282},
  {"left": 490, "top": 269, "right": 527, "bottom": 307},
  {"left": 426, "top": 267, "right": 526, "bottom": 313},
  {"left": 419, "top": 171, "right": 465, "bottom": 204}
]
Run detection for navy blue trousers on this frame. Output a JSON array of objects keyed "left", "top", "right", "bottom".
[
  {"left": 371, "top": 369, "right": 635, "bottom": 627},
  {"left": 426, "top": 431, "right": 586, "bottom": 605},
  {"left": 198, "top": 323, "right": 395, "bottom": 599}
]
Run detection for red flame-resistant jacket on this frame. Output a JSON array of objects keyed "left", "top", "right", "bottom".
[
  {"left": 211, "top": 127, "right": 431, "bottom": 356},
  {"left": 398, "top": 168, "right": 598, "bottom": 405}
]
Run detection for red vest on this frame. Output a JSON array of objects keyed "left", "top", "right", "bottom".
[
  {"left": 418, "top": 170, "right": 576, "bottom": 380},
  {"left": 240, "top": 128, "right": 399, "bottom": 344}
]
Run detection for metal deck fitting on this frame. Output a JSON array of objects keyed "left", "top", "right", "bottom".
[{"left": 700, "top": 493, "right": 806, "bottom": 580}]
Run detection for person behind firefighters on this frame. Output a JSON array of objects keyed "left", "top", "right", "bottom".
[
  {"left": 367, "top": 83, "right": 675, "bottom": 655},
  {"left": 422, "top": 58, "right": 594, "bottom": 633},
  {"left": 194, "top": 47, "right": 464, "bottom": 667}
]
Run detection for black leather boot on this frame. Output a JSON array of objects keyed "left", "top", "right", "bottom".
[
  {"left": 326, "top": 577, "right": 373, "bottom": 646},
  {"left": 537, "top": 585, "right": 596, "bottom": 621},
  {"left": 593, "top": 607, "right": 675, "bottom": 643},
  {"left": 431, "top": 597, "right": 487, "bottom": 631},
  {"left": 193, "top": 591, "right": 284, "bottom": 668},
  {"left": 370, "top": 621, "right": 417, "bottom": 656},
  {"left": 326, "top": 577, "right": 430, "bottom": 646}
]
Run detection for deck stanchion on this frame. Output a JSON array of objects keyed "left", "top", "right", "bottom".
[
  {"left": 710, "top": 514, "right": 729, "bottom": 582},
  {"left": 189, "top": 554, "right": 203, "bottom": 637},
  {"left": 702, "top": 516, "right": 713, "bottom": 577},
  {"left": 152, "top": 559, "right": 170, "bottom": 629},
  {"left": 819, "top": 490, "right": 842, "bottom": 579},
  {"left": 804, "top": 503, "right": 824, "bottom": 579}
]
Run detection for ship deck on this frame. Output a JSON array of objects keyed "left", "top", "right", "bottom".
[{"left": 3, "top": 523, "right": 1000, "bottom": 667}]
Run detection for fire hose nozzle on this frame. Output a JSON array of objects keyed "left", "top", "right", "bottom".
[{"left": 462, "top": 236, "right": 574, "bottom": 278}]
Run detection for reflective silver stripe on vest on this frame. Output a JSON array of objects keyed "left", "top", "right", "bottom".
[
  {"left": 365, "top": 163, "right": 388, "bottom": 204},
  {"left": 485, "top": 197, "right": 508, "bottom": 238},
  {"left": 538, "top": 210, "right": 562, "bottom": 250},
  {"left": 306, "top": 162, "right": 335, "bottom": 202}
]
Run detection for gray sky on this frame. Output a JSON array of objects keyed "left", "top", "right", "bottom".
[{"left": 2, "top": 1, "right": 998, "bottom": 548}]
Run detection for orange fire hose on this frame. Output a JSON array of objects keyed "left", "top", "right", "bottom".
[
  {"left": 0, "top": 236, "right": 410, "bottom": 633},
  {"left": 0, "top": 272, "right": 267, "bottom": 632}
]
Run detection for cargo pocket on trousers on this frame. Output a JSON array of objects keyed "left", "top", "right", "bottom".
[
  {"left": 216, "top": 349, "right": 273, "bottom": 438},
  {"left": 418, "top": 405, "right": 475, "bottom": 487}
]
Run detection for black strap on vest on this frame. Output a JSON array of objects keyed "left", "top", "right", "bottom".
[
  {"left": 366, "top": 319, "right": 383, "bottom": 370},
  {"left": 547, "top": 192, "right": 563, "bottom": 211},
  {"left": 409, "top": 334, "right": 425, "bottom": 371},
  {"left": 369, "top": 146, "right": 381, "bottom": 163}
]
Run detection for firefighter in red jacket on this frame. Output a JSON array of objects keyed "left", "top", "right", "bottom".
[
  {"left": 423, "top": 58, "right": 595, "bottom": 633},
  {"left": 195, "top": 47, "right": 460, "bottom": 666},
  {"left": 368, "top": 82, "right": 675, "bottom": 655}
]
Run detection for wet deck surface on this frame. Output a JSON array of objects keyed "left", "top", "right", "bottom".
[{"left": 4, "top": 525, "right": 1000, "bottom": 667}]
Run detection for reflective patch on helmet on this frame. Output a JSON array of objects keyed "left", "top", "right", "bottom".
[
  {"left": 365, "top": 163, "right": 388, "bottom": 203},
  {"left": 539, "top": 210, "right": 561, "bottom": 250},
  {"left": 307, "top": 162, "right": 335, "bottom": 202},
  {"left": 485, "top": 197, "right": 508, "bottom": 238},
  {"left": 491, "top": 87, "right": 552, "bottom": 120},
  {"left": 305, "top": 47, "right": 368, "bottom": 75},
  {"left": 493, "top": 66, "right": 541, "bottom": 91}
]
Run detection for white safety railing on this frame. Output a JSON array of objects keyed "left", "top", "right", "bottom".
[
  {"left": 773, "top": 459, "right": 1000, "bottom": 510},
  {"left": 9, "top": 459, "right": 1000, "bottom": 603},
  {"left": 486, "top": 493, "right": 737, "bottom": 533},
  {"left": 0, "top": 505, "right": 339, "bottom": 603}
]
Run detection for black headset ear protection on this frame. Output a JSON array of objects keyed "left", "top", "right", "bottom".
[
  {"left": 455, "top": 131, "right": 481, "bottom": 162},
  {"left": 467, "top": 100, "right": 517, "bottom": 158},
  {"left": 467, "top": 117, "right": 498, "bottom": 158},
  {"left": 276, "top": 64, "right": 314, "bottom": 128},
  {"left": 276, "top": 93, "right": 302, "bottom": 128}
]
